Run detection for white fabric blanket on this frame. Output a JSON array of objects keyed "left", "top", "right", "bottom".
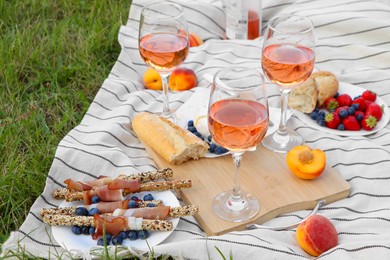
[{"left": 3, "top": 0, "right": 390, "bottom": 259}]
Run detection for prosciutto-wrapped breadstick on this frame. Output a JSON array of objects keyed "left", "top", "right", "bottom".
[
  {"left": 40, "top": 199, "right": 163, "bottom": 216},
  {"left": 43, "top": 214, "right": 173, "bottom": 236},
  {"left": 113, "top": 205, "right": 199, "bottom": 219},
  {"left": 53, "top": 180, "right": 192, "bottom": 203},
  {"left": 62, "top": 168, "right": 173, "bottom": 192}
]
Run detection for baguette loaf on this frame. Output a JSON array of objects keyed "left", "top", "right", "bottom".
[
  {"left": 288, "top": 77, "right": 318, "bottom": 113},
  {"left": 311, "top": 71, "right": 339, "bottom": 107},
  {"left": 132, "top": 112, "right": 209, "bottom": 164}
]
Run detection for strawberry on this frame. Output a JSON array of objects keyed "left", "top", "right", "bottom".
[
  {"left": 365, "top": 103, "right": 383, "bottom": 121},
  {"left": 362, "top": 90, "right": 377, "bottom": 102},
  {"left": 351, "top": 97, "right": 367, "bottom": 112},
  {"left": 325, "top": 112, "right": 341, "bottom": 129},
  {"left": 324, "top": 97, "right": 339, "bottom": 111},
  {"left": 337, "top": 94, "right": 353, "bottom": 107},
  {"left": 361, "top": 115, "right": 377, "bottom": 131},
  {"left": 343, "top": 115, "right": 361, "bottom": 131}
]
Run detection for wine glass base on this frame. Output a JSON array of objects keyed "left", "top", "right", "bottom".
[
  {"left": 262, "top": 129, "right": 304, "bottom": 153},
  {"left": 160, "top": 112, "right": 186, "bottom": 128},
  {"left": 212, "top": 190, "right": 260, "bottom": 222}
]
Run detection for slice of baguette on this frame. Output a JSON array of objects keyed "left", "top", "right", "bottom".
[
  {"left": 311, "top": 71, "right": 339, "bottom": 107},
  {"left": 132, "top": 112, "right": 209, "bottom": 165},
  {"left": 288, "top": 77, "right": 318, "bottom": 113}
]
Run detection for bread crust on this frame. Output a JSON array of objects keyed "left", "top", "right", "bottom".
[
  {"left": 132, "top": 112, "right": 209, "bottom": 164},
  {"left": 311, "top": 71, "right": 339, "bottom": 107}
]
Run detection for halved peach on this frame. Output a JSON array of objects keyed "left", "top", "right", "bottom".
[{"left": 286, "top": 145, "right": 326, "bottom": 179}]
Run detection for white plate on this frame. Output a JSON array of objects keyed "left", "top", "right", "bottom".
[
  {"left": 52, "top": 190, "right": 180, "bottom": 252},
  {"left": 294, "top": 82, "right": 389, "bottom": 136}
]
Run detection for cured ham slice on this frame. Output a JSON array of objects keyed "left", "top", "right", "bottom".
[
  {"left": 83, "top": 185, "right": 123, "bottom": 204},
  {"left": 107, "top": 179, "right": 140, "bottom": 192},
  {"left": 113, "top": 206, "right": 170, "bottom": 220},
  {"left": 64, "top": 177, "right": 113, "bottom": 191},
  {"left": 92, "top": 215, "right": 144, "bottom": 239}
]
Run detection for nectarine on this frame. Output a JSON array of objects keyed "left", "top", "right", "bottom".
[
  {"left": 296, "top": 214, "right": 338, "bottom": 256},
  {"left": 286, "top": 145, "right": 326, "bottom": 179},
  {"left": 143, "top": 67, "right": 162, "bottom": 90},
  {"left": 189, "top": 33, "right": 203, "bottom": 47},
  {"left": 169, "top": 67, "right": 197, "bottom": 91}
]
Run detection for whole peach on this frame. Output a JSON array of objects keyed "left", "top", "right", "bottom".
[
  {"left": 143, "top": 67, "right": 162, "bottom": 90},
  {"left": 296, "top": 214, "right": 338, "bottom": 256},
  {"left": 189, "top": 33, "right": 203, "bottom": 47},
  {"left": 169, "top": 67, "right": 197, "bottom": 91}
]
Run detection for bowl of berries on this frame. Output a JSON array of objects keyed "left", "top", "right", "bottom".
[{"left": 294, "top": 82, "right": 389, "bottom": 136}]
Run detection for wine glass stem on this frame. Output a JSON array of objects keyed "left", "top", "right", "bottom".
[
  {"left": 277, "top": 89, "right": 290, "bottom": 135},
  {"left": 161, "top": 73, "right": 171, "bottom": 118},
  {"left": 231, "top": 152, "right": 244, "bottom": 201}
]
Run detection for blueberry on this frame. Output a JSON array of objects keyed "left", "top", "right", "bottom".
[
  {"left": 339, "top": 109, "right": 348, "bottom": 118},
  {"left": 75, "top": 207, "right": 89, "bottom": 216},
  {"left": 187, "top": 126, "right": 197, "bottom": 133},
  {"left": 97, "top": 238, "right": 105, "bottom": 246},
  {"left": 187, "top": 120, "right": 194, "bottom": 127},
  {"left": 147, "top": 203, "right": 156, "bottom": 207},
  {"left": 71, "top": 225, "right": 82, "bottom": 235},
  {"left": 208, "top": 143, "right": 217, "bottom": 153},
  {"left": 318, "top": 111, "right": 326, "bottom": 117},
  {"left": 81, "top": 226, "right": 90, "bottom": 235},
  {"left": 128, "top": 230, "right": 138, "bottom": 240},
  {"left": 348, "top": 107, "right": 355, "bottom": 115},
  {"left": 194, "top": 131, "right": 204, "bottom": 140},
  {"left": 89, "top": 226, "right": 96, "bottom": 235},
  {"left": 91, "top": 195, "right": 100, "bottom": 204},
  {"left": 112, "top": 236, "right": 123, "bottom": 245},
  {"left": 88, "top": 208, "right": 99, "bottom": 216},
  {"left": 318, "top": 119, "right": 326, "bottom": 127},
  {"left": 104, "top": 233, "right": 113, "bottom": 242},
  {"left": 352, "top": 103, "right": 359, "bottom": 110},
  {"left": 128, "top": 200, "right": 138, "bottom": 208},
  {"left": 354, "top": 95, "right": 361, "bottom": 100},
  {"left": 214, "top": 146, "right": 228, "bottom": 155},
  {"left": 314, "top": 107, "right": 320, "bottom": 113},
  {"left": 137, "top": 230, "right": 150, "bottom": 239},
  {"left": 130, "top": 195, "right": 139, "bottom": 201},
  {"left": 207, "top": 135, "right": 212, "bottom": 142},
  {"left": 356, "top": 113, "right": 364, "bottom": 121},
  {"left": 334, "top": 92, "right": 340, "bottom": 98},
  {"left": 337, "top": 124, "right": 345, "bottom": 130},
  {"left": 143, "top": 193, "right": 154, "bottom": 201},
  {"left": 310, "top": 111, "right": 318, "bottom": 120},
  {"left": 118, "top": 231, "right": 127, "bottom": 240}
]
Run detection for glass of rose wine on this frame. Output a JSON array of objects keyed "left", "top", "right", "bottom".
[
  {"left": 138, "top": 2, "right": 189, "bottom": 123},
  {"left": 261, "top": 15, "right": 315, "bottom": 153},
  {"left": 208, "top": 67, "right": 269, "bottom": 222}
]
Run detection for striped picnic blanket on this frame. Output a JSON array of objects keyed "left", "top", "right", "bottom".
[{"left": 3, "top": 0, "right": 390, "bottom": 259}]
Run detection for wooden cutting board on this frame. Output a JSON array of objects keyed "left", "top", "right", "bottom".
[{"left": 146, "top": 145, "right": 351, "bottom": 236}]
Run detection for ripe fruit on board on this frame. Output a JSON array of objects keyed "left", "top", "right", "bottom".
[
  {"left": 296, "top": 214, "right": 338, "bottom": 256},
  {"left": 169, "top": 67, "right": 197, "bottom": 91},
  {"left": 286, "top": 146, "right": 326, "bottom": 180}
]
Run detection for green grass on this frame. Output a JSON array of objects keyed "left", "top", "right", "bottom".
[{"left": 0, "top": 0, "right": 131, "bottom": 250}]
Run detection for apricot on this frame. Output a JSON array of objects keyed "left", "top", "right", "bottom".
[
  {"left": 143, "top": 67, "right": 162, "bottom": 90},
  {"left": 286, "top": 145, "right": 326, "bottom": 179},
  {"left": 189, "top": 33, "right": 203, "bottom": 47},
  {"left": 296, "top": 214, "right": 338, "bottom": 256},
  {"left": 169, "top": 67, "right": 197, "bottom": 91}
]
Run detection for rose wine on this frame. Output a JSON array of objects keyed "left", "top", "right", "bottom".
[
  {"left": 248, "top": 10, "right": 260, "bottom": 40},
  {"left": 139, "top": 33, "right": 189, "bottom": 73},
  {"left": 262, "top": 44, "right": 315, "bottom": 89},
  {"left": 208, "top": 99, "right": 268, "bottom": 151}
]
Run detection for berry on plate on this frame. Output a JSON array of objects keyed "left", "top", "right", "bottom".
[
  {"left": 362, "top": 90, "right": 377, "bottom": 102},
  {"left": 325, "top": 112, "right": 341, "bottom": 129},
  {"left": 324, "top": 97, "right": 339, "bottom": 112},
  {"left": 337, "top": 94, "right": 353, "bottom": 107},
  {"left": 365, "top": 103, "right": 383, "bottom": 121},
  {"left": 351, "top": 97, "right": 367, "bottom": 112},
  {"left": 343, "top": 115, "right": 361, "bottom": 131},
  {"left": 361, "top": 115, "right": 377, "bottom": 131}
]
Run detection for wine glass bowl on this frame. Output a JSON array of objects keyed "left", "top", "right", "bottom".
[
  {"left": 138, "top": 2, "right": 189, "bottom": 122},
  {"left": 208, "top": 67, "right": 269, "bottom": 222},
  {"left": 261, "top": 15, "right": 315, "bottom": 153}
]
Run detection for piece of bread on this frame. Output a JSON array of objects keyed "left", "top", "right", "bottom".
[
  {"left": 288, "top": 77, "right": 318, "bottom": 113},
  {"left": 311, "top": 71, "right": 339, "bottom": 107},
  {"left": 132, "top": 112, "right": 209, "bottom": 165}
]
